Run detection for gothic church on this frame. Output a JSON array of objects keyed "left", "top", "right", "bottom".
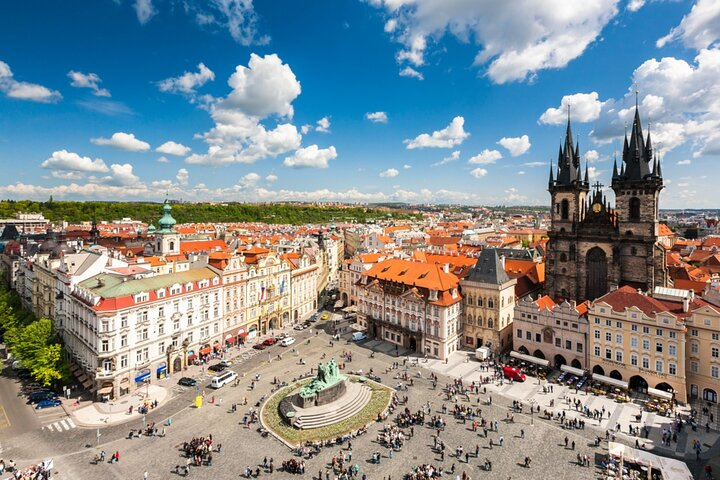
[{"left": 545, "top": 106, "right": 669, "bottom": 302}]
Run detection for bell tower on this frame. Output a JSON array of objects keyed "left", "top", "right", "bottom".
[{"left": 155, "top": 200, "right": 180, "bottom": 257}]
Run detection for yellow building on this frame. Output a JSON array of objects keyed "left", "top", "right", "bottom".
[{"left": 685, "top": 302, "right": 720, "bottom": 403}]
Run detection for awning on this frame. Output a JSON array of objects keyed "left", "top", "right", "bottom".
[
  {"left": 343, "top": 305, "right": 357, "bottom": 313},
  {"left": 225, "top": 336, "right": 236, "bottom": 343},
  {"left": 135, "top": 371, "right": 151, "bottom": 383},
  {"left": 225, "top": 334, "right": 234, "bottom": 340},
  {"left": 199, "top": 347, "right": 212, "bottom": 355},
  {"left": 97, "top": 385, "right": 113, "bottom": 395},
  {"left": 238, "top": 332, "right": 248, "bottom": 338},
  {"left": 608, "top": 443, "right": 693, "bottom": 480},
  {"left": 187, "top": 353, "right": 197, "bottom": 361},
  {"left": 509, "top": 351, "right": 550, "bottom": 367},
  {"left": 647, "top": 387, "right": 674, "bottom": 400},
  {"left": 213, "top": 344, "right": 222, "bottom": 351},
  {"left": 560, "top": 364, "right": 585, "bottom": 376},
  {"left": 156, "top": 364, "right": 167, "bottom": 374},
  {"left": 592, "top": 373, "right": 628, "bottom": 389},
  {"left": 334, "top": 299, "right": 344, "bottom": 309},
  {"left": 120, "top": 378, "right": 130, "bottom": 386}
]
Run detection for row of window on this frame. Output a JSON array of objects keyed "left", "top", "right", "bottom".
[
  {"left": 516, "top": 329, "right": 583, "bottom": 353},
  {"left": 593, "top": 346, "right": 678, "bottom": 375}
]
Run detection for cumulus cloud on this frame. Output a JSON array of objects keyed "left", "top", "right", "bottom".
[
  {"left": 315, "top": 117, "right": 331, "bottom": 133},
  {"left": 403, "top": 164, "right": 412, "bottom": 169},
  {"left": 497, "top": 135, "right": 531, "bottom": 157},
  {"left": 41, "top": 150, "right": 109, "bottom": 173},
  {"left": 157, "top": 156, "right": 170, "bottom": 163},
  {"left": 657, "top": 0, "right": 720, "bottom": 50},
  {"left": 470, "top": 168, "right": 488, "bottom": 178},
  {"left": 370, "top": 0, "right": 619, "bottom": 83},
  {"left": 539, "top": 92, "right": 603, "bottom": 125},
  {"left": 176, "top": 168, "right": 189, "bottom": 186},
  {"left": 134, "top": 0, "right": 156, "bottom": 24},
  {"left": 0, "top": 60, "right": 62, "bottom": 103},
  {"left": 399, "top": 67, "right": 423, "bottom": 80},
  {"left": 156, "top": 141, "right": 191, "bottom": 156},
  {"left": 627, "top": 0, "right": 645, "bottom": 12},
  {"left": 585, "top": 150, "right": 600, "bottom": 163},
  {"left": 677, "top": 159, "right": 691, "bottom": 165},
  {"left": 366, "top": 111, "right": 389, "bottom": 123},
  {"left": 104, "top": 163, "right": 140, "bottom": 186},
  {"left": 404, "top": 116, "right": 468, "bottom": 149},
  {"left": 283, "top": 145, "right": 337, "bottom": 169},
  {"left": 157, "top": 63, "right": 215, "bottom": 96},
  {"left": 239, "top": 172, "right": 261, "bottom": 187},
  {"left": 91, "top": 132, "right": 151, "bottom": 152},
  {"left": 190, "top": 0, "right": 268, "bottom": 45},
  {"left": 265, "top": 174, "right": 278, "bottom": 183},
  {"left": 67, "top": 71, "right": 110, "bottom": 97},
  {"left": 380, "top": 168, "right": 399, "bottom": 178},
  {"left": 468, "top": 149, "right": 502, "bottom": 165},
  {"left": 432, "top": 150, "right": 461, "bottom": 167}
]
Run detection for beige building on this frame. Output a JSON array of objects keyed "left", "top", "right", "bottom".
[
  {"left": 589, "top": 286, "right": 702, "bottom": 403},
  {"left": 460, "top": 249, "right": 516, "bottom": 355},
  {"left": 684, "top": 301, "right": 720, "bottom": 403},
  {"left": 512, "top": 295, "right": 589, "bottom": 368}
]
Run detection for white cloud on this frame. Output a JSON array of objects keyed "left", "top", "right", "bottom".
[
  {"left": 432, "top": 150, "right": 461, "bottom": 167},
  {"left": 157, "top": 63, "right": 215, "bottom": 96},
  {"left": 196, "top": 0, "right": 268, "bottom": 45},
  {"left": 380, "top": 168, "right": 399, "bottom": 178},
  {"left": 384, "top": 19, "right": 397, "bottom": 33},
  {"left": 497, "top": 135, "right": 531, "bottom": 157},
  {"left": 518, "top": 171, "right": 526, "bottom": 175},
  {"left": 505, "top": 187, "right": 527, "bottom": 203},
  {"left": 240, "top": 172, "right": 261, "bottom": 187},
  {"left": 468, "top": 149, "right": 502, "bottom": 165},
  {"left": 67, "top": 71, "right": 110, "bottom": 97},
  {"left": 0, "top": 60, "right": 62, "bottom": 103},
  {"left": 588, "top": 166, "right": 602, "bottom": 180},
  {"left": 157, "top": 156, "right": 170, "bottom": 163},
  {"left": 539, "top": 92, "right": 603, "bottom": 125},
  {"left": 403, "top": 164, "right": 412, "bottom": 169},
  {"left": 220, "top": 53, "right": 301, "bottom": 118},
  {"left": 51, "top": 171, "right": 85, "bottom": 180},
  {"left": 91, "top": 132, "right": 151, "bottom": 152},
  {"left": 657, "top": 0, "right": 720, "bottom": 50},
  {"left": 470, "top": 168, "right": 488, "bottom": 178},
  {"left": 156, "top": 141, "right": 191, "bottom": 156},
  {"left": 627, "top": 0, "right": 645, "bottom": 12},
  {"left": 370, "top": 0, "right": 619, "bottom": 83},
  {"left": 315, "top": 117, "right": 331, "bottom": 133},
  {"left": 399, "top": 67, "right": 423, "bottom": 80},
  {"left": 677, "top": 159, "right": 691, "bottom": 165},
  {"left": 104, "top": 163, "right": 140, "bottom": 186},
  {"left": 134, "top": 0, "right": 156, "bottom": 24},
  {"left": 585, "top": 150, "right": 600, "bottom": 163},
  {"left": 265, "top": 174, "right": 278, "bottom": 183},
  {"left": 300, "top": 124, "right": 312, "bottom": 134},
  {"left": 366, "top": 111, "right": 389, "bottom": 123},
  {"left": 176, "top": 168, "right": 189, "bottom": 186},
  {"left": 521, "top": 161, "right": 546, "bottom": 167},
  {"left": 283, "top": 145, "right": 337, "bottom": 169},
  {"left": 41, "top": 150, "right": 109, "bottom": 173},
  {"left": 404, "top": 116, "right": 468, "bottom": 149}
]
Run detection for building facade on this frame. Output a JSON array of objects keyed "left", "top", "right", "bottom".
[{"left": 460, "top": 249, "right": 517, "bottom": 354}]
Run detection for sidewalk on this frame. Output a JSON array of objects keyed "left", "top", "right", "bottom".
[{"left": 71, "top": 384, "right": 169, "bottom": 428}]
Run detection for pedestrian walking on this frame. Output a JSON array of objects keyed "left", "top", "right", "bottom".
[
  {"left": 520, "top": 429, "right": 525, "bottom": 439},
  {"left": 143, "top": 471, "right": 148, "bottom": 480}
]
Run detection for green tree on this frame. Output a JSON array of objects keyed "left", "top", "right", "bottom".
[
  {"left": 10, "top": 318, "right": 53, "bottom": 362},
  {"left": 31, "top": 343, "right": 69, "bottom": 387}
]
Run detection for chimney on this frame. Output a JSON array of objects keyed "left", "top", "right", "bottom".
[
  {"left": 683, "top": 296, "right": 689, "bottom": 313},
  {"left": 500, "top": 255, "right": 506, "bottom": 269}
]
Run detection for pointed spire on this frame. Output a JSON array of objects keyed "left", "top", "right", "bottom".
[
  {"left": 584, "top": 161, "right": 589, "bottom": 184},
  {"left": 656, "top": 156, "right": 663, "bottom": 177},
  {"left": 645, "top": 128, "right": 653, "bottom": 160},
  {"left": 620, "top": 163, "right": 625, "bottom": 176},
  {"left": 548, "top": 163, "right": 554, "bottom": 186},
  {"left": 612, "top": 157, "right": 619, "bottom": 178}
]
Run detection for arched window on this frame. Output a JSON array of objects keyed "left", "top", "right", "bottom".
[
  {"left": 488, "top": 318, "right": 494, "bottom": 329},
  {"left": 559, "top": 253, "right": 567, "bottom": 262},
  {"left": 561, "top": 199, "right": 569, "bottom": 220},
  {"left": 629, "top": 197, "right": 641, "bottom": 220},
  {"left": 488, "top": 298, "right": 494, "bottom": 309},
  {"left": 169, "top": 241, "right": 175, "bottom": 251},
  {"left": 478, "top": 297, "right": 484, "bottom": 307}
]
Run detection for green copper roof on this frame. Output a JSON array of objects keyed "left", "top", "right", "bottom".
[
  {"left": 157, "top": 200, "right": 177, "bottom": 233},
  {"left": 79, "top": 267, "right": 217, "bottom": 299}
]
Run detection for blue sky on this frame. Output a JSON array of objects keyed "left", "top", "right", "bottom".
[{"left": 0, "top": 0, "right": 718, "bottom": 208}]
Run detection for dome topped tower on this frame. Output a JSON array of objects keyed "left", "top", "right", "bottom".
[{"left": 154, "top": 200, "right": 180, "bottom": 256}]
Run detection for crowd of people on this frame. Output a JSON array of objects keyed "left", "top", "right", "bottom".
[
  {"left": 1, "top": 460, "right": 52, "bottom": 480},
  {"left": 177, "top": 434, "right": 219, "bottom": 472}
]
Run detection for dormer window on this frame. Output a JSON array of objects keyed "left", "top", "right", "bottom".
[
  {"left": 169, "top": 284, "right": 181, "bottom": 295},
  {"left": 134, "top": 292, "right": 149, "bottom": 303},
  {"left": 429, "top": 290, "right": 438, "bottom": 301},
  {"left": 156, "top": 289, "right": 166, "bottom": 299},
  {"left": 185, "top": 282, "right": 193, "bottom": 292}
]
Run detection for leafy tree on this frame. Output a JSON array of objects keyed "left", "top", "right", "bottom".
[
  {"left": 31, "top": 343, "right": 69, "bottom": 387},
  {"left": 10, "top": 318, "right": 53, "bottom": 362}
]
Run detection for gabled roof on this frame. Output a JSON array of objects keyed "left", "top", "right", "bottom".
[
  {"left": 362, "top": 258, "right": 459, "bottom": 292},
  {"left": 465, "top": 248, "right": 511, "bottom": 284}
]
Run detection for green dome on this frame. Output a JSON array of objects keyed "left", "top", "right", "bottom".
[
  {"left": 147, "top": 224, "right": 157, "bottom": 232},
  {"left": 158, "top": 201, "right": 177, "bottom": 233}
]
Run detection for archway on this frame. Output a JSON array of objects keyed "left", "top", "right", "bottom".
[
  {"left": 518, "top": 345, "right": 529, "bottom": 355},
  {"left": 609, "top": 370, "right": 623, "bottom": 380},
  {"left": 173, "top": 357, "right": 182, "bottom": 373},
  {"left": 586, "top": 247, "right": 608, "bottom": 300},
  {"left": 703, "top": 389, "right": 717, "bottom": 403},
  {"left": 655, "top": 382, "right": 673, "bottom": 392},
  {"left": 282, "top": 311, "right": 289, "bottom": 326},
  {"left": 532, "top": 349, "right": 545, "bottom": 360},
  {"left": 409, "top": 337, "right": 417, "bottom": 351},
  {"left": 269, "top": 317, "right": 278, "bottom": 330},
  {"left": 341, "top": 293, "right": 348, "bottom": 305},
  {"left": 571, "top": 358, "right": 582, "bottom": 369},
  {"left": 476, "top": 337, "right": 483, "bottom": 349},
  {"left": 554, "top": 354, "right": 567, "bottom": 368},
  {"left": 592, "top": 365, "right": 605, "bottom": 376},
  {"left": 629, "top": 375, "right": 648, "bottom": 393}
]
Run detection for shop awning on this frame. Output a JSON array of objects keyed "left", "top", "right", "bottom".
[
  {"left": 156, "top": 364, "right": 167, "bottom": 374},
  {"left": 135, "top": 371, "right": 150, "bottom": 383},
  {"left": 592, "top": 373, "right": 628, "bottom": 389},
  {"left": 509, "top": 351, "right": 550, "bottom": 367},
  {"left": 238, "top": 332, "right": 248, "bottom": 338},
  {"left": 334, "top": 299, "right": 344, "bottom": 309},
  {"left": 647, "top": 387, "right": 674, "bottom": 400},
  {"left": 199, "top": 347, "right": 212, "bottom": 355},
  {"left": 97, "top": 385, "right": 113, "bottom": 395},
  {"left": 608, "top": 443, "right": 693, "bottom": 480},
  {"left": 225, "top": 335, "right": 236, "bottom": 343},
  {"left": 343, "top": 305, "right": 357, "bottom": 313},
  {"left": 213, "top": 344, "right": 222, "bottom": 351},
  {"left": 560, "top": 364, "right": 585, "bottom": 376},
  {"left": 187, "top": 353, "right": 197, "bottom": 361}
]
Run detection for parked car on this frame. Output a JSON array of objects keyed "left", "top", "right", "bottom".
[
  {"left": 352, "top": 332, "right": 368, "bottom": 342},
  {"left": 293, "top": 324, "right": 305, "bottom": 331},
  {"left": 29, "top": 391, "right": 58, "bottom": 404},
  {"left": 280, "top": 337, "right": 296, "bottom": 347},
  {"left": 253, "top": 344, "right": 267, "bottom": 350},
  {"left": 219, "top": 359, "right": 232, "bottom": 367},
  {"left": 502, "top": 366, "right": 526, "bottom": 382},
  {"left": 178, "top": 377, "right": 197, "bottom": 387},
  {"left": 208, "top": 363, "right": 226, "bottom": 372},
  {"left": 16, "top": 369, "right": 33, "bottom": 380},
  {"left": 35, "top": 399, "right": 62, "bottom": 409},
  {"left": 263, "top": 337, "right": 277, "bottom": 346}
]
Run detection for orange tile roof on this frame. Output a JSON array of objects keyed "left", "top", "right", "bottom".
[
  {"left": 180, "top": 239, "right": 227, "bottom": 253},
  {"left": 363, "top": 258, "right": 460, "bottom": 293},
  {"left": 535, "top": 295, "right": 556, "bottom": 310},
  {"left": 658, "top": 224, "right": 674, "bottom": 236}
]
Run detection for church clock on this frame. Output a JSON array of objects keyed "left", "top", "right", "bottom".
[{"left": 592, "top": 202, "right": 602, "bottom": 213}]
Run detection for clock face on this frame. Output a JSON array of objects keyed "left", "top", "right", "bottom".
[{"left": 592, "top": 203, "right": 602, "bottom": 213}]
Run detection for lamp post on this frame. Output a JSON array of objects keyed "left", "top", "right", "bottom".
[{"left": 529, "top": 399, "right": 536, "bottom": 426}]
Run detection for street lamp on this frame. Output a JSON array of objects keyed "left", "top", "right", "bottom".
[{"left": 529, "top": 399, "right": 536, "bottom": 426}]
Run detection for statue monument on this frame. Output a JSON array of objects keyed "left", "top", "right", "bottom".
[{"left": 284, "top": 358, "right": 348, "bottom": 409}]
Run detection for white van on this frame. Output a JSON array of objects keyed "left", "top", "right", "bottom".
[{"left": 210, "top": 370, "right": 237, "bottom": 389}]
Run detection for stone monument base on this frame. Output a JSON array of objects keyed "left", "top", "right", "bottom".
[{"left": 281, "top": 380, "right": 372, "bottom": 430}]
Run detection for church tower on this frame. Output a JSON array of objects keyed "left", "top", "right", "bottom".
[
  {"left": 154, "top": 200, "right": 180, "bottom": 256},
  {"left": 611, "top": 105, "right": 667, "bottom": 292},
  {"left": 546, "top": 113, "right": 590, "bottom": 300}
]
